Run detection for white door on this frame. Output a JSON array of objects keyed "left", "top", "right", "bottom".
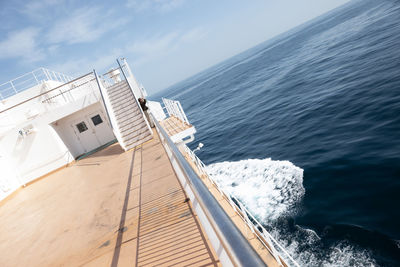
[
  {"left": 71, "top": 118, "right": 101, "bottom": 153},
  {"left": 86, "top": 111, "right": 115, "bottom": 144}
]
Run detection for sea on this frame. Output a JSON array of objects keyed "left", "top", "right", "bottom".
[{"left": 151, "top": 0, "right": 400, "bottom": 266}]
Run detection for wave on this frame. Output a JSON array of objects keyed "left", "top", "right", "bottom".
[
  {"left": 271, "top": 225, "right": 376, "bottom": 267},
  {"left": 206, "top": 158, "right": 304, "bottom": 222},
  {"left": 206, "top": 158, "right": 376, "bottom": 266}
]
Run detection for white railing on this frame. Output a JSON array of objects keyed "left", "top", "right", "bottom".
[
  {"left": 162, "top": 98, "right": 190, "bottom": 124},
  {"left": 153, "top": 115, "right": 267, "bottom": 266},
  {"left": 0, "top": 72, "right": 99, "bottom": 130},
  {"left": 40, "top": 73, "right": 98, "bottom": 107},
  {"left": 0, "top": 68, "right": 73, "bottom": 100},
  {"left": 182, "top": 144, "right": 301, "bottom": 267}
]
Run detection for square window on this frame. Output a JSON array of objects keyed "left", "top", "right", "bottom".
[
  {"left": 76, "top": 122, "right": 88, "bottom": 133},
  {"left": 91, "top": 114, "right": 103, "bottom": 126}
]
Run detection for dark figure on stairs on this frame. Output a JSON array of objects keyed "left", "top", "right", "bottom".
[{"left": 139, "top": 98, "right": 154, "bottom": 127}]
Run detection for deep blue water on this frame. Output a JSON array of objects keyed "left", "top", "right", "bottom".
[{"left": 151, "top": 0, "right": 400, "bottom": 265}]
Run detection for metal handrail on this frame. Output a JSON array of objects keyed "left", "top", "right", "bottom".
[
  {"left": 0, "top": 68, "right": 73, "bottom": 100},
  {"left": 94, "top": 70, "right": 114, "bottom": 131},
  {"left": 181, "top": 144, "right": 301, "bottom": 267},
  {"left": 117, "top": 59, "right": 152, "bottom": 133},
  {"left": 41, "top": 77, "right": 97, "bottom": 103},
  {"left": 152, "top": 113, "right": 267, "bottom": 267},
  {"left": 0, "top": 72, "right": 93, "bottom": 114},
  {"left": 162, "top": 98, "right": 190, "bottom": 124}
]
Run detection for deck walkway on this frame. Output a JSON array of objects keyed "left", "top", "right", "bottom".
[
  {"left": 159, "top": 116, "right": 193, "bottom": 137},
  {"left": 0, "top": 130, "right": 219, "bottom": 266}
]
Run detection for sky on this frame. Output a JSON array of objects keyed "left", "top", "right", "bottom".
[{"left": 0, "top": 0, "right": 350, "bottom": 95}]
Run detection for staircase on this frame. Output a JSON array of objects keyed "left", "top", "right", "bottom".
[{"left": 104, "top": 80, "right": 153, "bottom": 151}]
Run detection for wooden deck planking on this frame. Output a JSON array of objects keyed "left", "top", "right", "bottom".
[
  {"left": 159, "top": 116, "right": 192, "bottom": 137},
  {"left": 0, "top": 129, "right": 219, "bottom": 267},
  {"left": 135, "top": 132, "right": 218, "bottom": 267}
]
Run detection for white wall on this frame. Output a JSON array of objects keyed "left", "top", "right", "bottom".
[
  {"left": 0, "top": 147, "right": 20, "bottom": 200},
  {"left": 0, "top": 76, "right": 109, "bottom": 201},
  {"left": 0, "top": 118, "right": 73, "bottom": 190},
  {"left": 51, "top": 102, "right": 114, "bottom": 158}
]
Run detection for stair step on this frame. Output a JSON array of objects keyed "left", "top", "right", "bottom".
[
  {"left": 117, "top": 116, "right": 144, "bottom": 132},
  {"left": 107, "top": 82, "right": 129, "bottom": 92},
  {"left": 119, "top": 117, "right": 146, "bottom": 134},
  {"left": 108, "top": 87, "right": 131, "bottom": 101},
  {"left": 113, "top": 102, "right": 138, "bottom": 117},
  {"left": 108, "top": 88, "right": 134, "bottom": 104},
  {"left": 120, "top": 120, "right": 147, "bottom": 139},
  {"left": 107, "top": 82, "right": 128, "bottom": 93},
  {"left": 109, "top": 93, "right": 134, "bottom": 107},
  {"left": 106, "top": 85, "right": 128, "bottom": 97},
  {"left": 115, "top": 109, "right": 142, "bottom": 123},
  {"left": 111, "top": 98, "right": 136, "bottom": 113},
  {"left": 121, "top": 125, "right": 150, "bottom": 143}
]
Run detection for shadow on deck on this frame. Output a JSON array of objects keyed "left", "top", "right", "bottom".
[{"left": 0, "top": 129, "right": 219, "bottom": 267}]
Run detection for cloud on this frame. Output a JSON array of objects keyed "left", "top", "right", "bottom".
[
  {"left": 50, "top": 50, "right": 123, "bottom": 77},
  {"left": 126, "top": 0, "right": 185, "bottom": 12},
  {"left": 127, "top": 27, "right": 207, "bottom": 65},
  {"left": 180, "top": 27, "right": 208, "bottom": 43},
  {"left": 22, "top": 0, "right": 63, "bottom": 16},
  {"left": 129, "top": 32, "right": 180, "bottom": 56},
  {"left": 46, "top": 7, "right": 128, "bottom": 45},
  {"left": 0, "top": 27, "right": 45, "bottom": 62},
  {"left": 50, "top": 26, "right": 207, "bottom": 76}
]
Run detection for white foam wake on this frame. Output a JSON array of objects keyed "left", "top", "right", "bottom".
[
  {"left": 271, "top": 227, "right": 376, "bottom": 267},
  {"left": 206, "top": 158, "right": 304, "bottom": 222},
  {"left": 206, "top": 158, "right": 376, "bottom": 266}
]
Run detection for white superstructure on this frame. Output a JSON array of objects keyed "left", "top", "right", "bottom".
[{"left": 0, "top": 60, "right": 151, "bottom": 201}]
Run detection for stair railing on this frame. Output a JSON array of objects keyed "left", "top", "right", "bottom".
[
  {"left": 116, "top": 59, "right": 153, "bottom": 135},
  {"left": 94, "top": 70, "right": 113, "bottom": 131}
]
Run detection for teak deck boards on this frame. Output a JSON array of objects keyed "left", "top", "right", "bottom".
[
  {"left": 159, "top": 116, "right": 192, "bottom": 137},
  {"left": 0, "top": 130, "right": 219, "bottom": 266}
]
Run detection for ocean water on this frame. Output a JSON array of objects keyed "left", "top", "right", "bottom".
[{"left": 151, "top": 0, "right": 400, "bottom": 266}]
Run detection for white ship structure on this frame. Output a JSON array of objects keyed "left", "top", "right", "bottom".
[{"left": 0, "top": 59, "right": 299, "bottom": 267}]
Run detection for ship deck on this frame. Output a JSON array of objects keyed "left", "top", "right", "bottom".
[
  {"left": 0, "top": 130, "right": 220, "bottom": 266},
  {"left": 159, "top": 116, "right": 193, "bottom": 136}
]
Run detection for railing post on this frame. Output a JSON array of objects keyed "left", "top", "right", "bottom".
[
  {"left": 32, "top": 71, "right": 39, "bottom": 84},
  {"left": 121, "top": 58, "right": 133, "bottom": 78},
  {"left": 44, "top": 69, "right": 50, "bottom": 81},
  {"left": 177, "top": 101, "right": 189, "bottom": 123},
  {"left": 10, "top": 81, "right": 17, "bottom": 94},
  {"left": 48, "top": 70, "right": 53, "bottom": 81}
]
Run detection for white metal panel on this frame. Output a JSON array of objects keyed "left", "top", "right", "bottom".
[
  {"left": 86, "top": 110, "right": 115, "bottom": 145},
  {"left": 70, "top": 118, "right": 101, "bottom": 154},
  {"left": 52, "top": 103, "right": 115, "bottom": 158}
]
